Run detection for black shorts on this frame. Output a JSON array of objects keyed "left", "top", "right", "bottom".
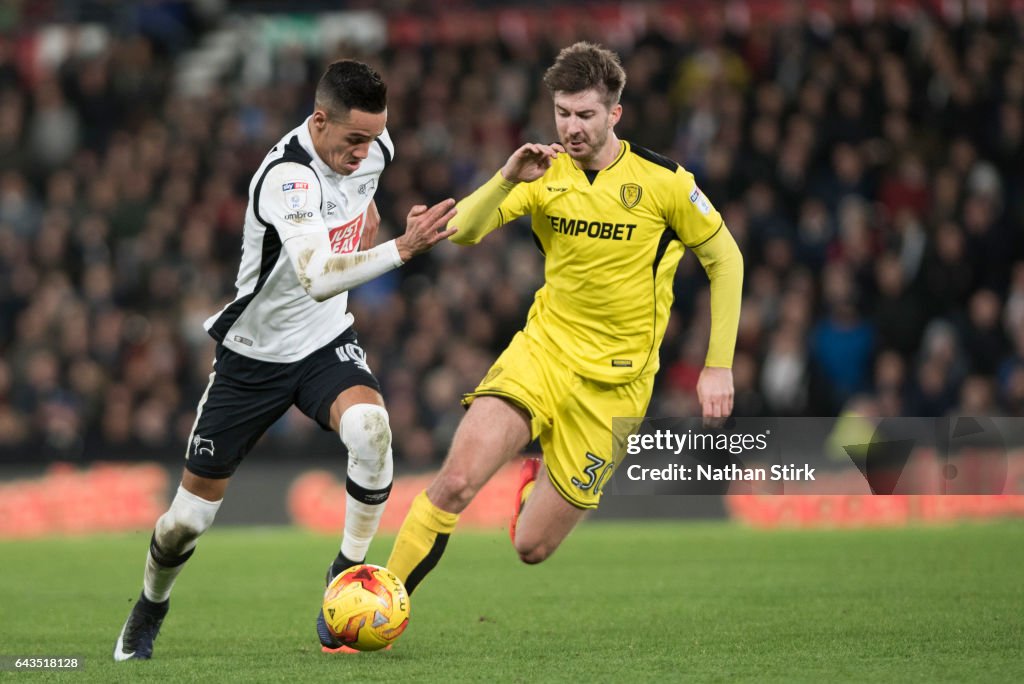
[{"left": 184, "top": 328, "right": 380, "bottom": 479}]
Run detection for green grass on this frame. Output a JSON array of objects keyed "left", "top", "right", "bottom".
[{"left": 1, "top": 521, "right": 1022, "bottom": 682}]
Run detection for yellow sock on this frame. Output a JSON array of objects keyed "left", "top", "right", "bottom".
[{"left": 386, "top": 491, "right": 459, "bottom": 594}]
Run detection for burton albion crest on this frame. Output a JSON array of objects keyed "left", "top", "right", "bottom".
[{"left": 620, "top": 183, "right": 642, "bottom": 208}]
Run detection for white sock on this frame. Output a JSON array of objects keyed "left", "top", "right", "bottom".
[
  {"left": 143, "top": 549, "right": 190, "bottom": 603},
  {"left": 143, "top": 485, "right": 222, "bottom": 603},
  {"left": 339, "top": 404, "right": 394, "bottom": 563},
  {"left": 341, "top": 492, "right": 387, "bottom": 562}
]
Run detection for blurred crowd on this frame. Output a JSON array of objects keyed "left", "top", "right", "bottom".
[{"left": 1, "top": 2, "right": 1023, "bottom": 466}]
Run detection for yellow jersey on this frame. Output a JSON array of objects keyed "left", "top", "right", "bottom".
[{"left": 452, "top": 140, "right": 736, "bottom": 385}]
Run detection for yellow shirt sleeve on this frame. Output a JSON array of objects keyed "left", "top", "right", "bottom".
[
  {"left": 449, "top": 171, "right": 535, "bottom": 245},
  {"left": 692, "top": 226, "right": 743, "bottom": 368},
  {"left": 662, "top": 167, "right": 743, "bottom": 368},
  {"left": 665, "top": 168, "right": 724, "bottom": 246}
]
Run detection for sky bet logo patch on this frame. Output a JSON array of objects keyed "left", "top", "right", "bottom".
[
  {"left": 282, "top": 180, "right": 309, "bottom": 210},
  {"left": 689, "top": 186, "right": 712, "bottom": 215}
]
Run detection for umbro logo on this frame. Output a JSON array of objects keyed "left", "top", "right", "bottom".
[
  {"left": 326, "top": 201, "right": 337, "bottom": 214},
  {"left": 547, "top": 186, "right": 568, "bottom": 193}
]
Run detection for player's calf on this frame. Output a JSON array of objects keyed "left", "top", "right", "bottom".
[
  {"left": 509, "top": 469, "right": 588, "bottom": 565},
  {"left": 146, "top": 485, "right": 221, "bottom": 602},
  {"left": 114, "top": 484, "right": 221, "bottom": 662}
]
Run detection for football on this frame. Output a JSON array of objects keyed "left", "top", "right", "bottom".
[{"left": 321, "top": 564, "right": 410, "bottom": 651}]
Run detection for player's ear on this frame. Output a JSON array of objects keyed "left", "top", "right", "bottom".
[
  {"left": 609, "top": 103, "right": 622, "bottom": 128},
  {"left": 311, "top": 108, "right": 329, "bottom": 130}
]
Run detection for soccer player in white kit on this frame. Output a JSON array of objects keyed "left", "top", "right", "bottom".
[{"left": 114, "top": 60, "right": 457, "bottom": 660}]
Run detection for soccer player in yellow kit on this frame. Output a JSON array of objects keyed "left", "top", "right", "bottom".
[{"left": 387, "top": 42, "right": 743, "bottom": 592}]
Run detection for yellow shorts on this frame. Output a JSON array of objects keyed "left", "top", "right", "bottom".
[{"left": 463, "top": 331, "right": 653, "bottom": 509}]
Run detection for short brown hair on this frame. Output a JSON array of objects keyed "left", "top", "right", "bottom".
[{"left": 542, "top": 42, "right": 626, "bottom": 108}]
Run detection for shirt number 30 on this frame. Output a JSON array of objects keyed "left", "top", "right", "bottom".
[{"left": 572, "top": 452, "right": 615, "bottom": 495}]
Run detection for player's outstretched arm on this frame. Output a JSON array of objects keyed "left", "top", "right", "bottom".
[
  {"left": 450, "top": 142, "right": 564, "bottom": 246},
  {"left": 692, "top": 227, "right": 743, "bottom": 424},
  {"left": 284, "top": 198, "right": 456, "bottom": 302}
]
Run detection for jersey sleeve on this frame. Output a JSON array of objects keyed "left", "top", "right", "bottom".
[
  {"left": 496, "top": 177, "right": 536, "bottom": 225},
  {"left": 258, "top": 162, "right": 326, "bottom": 242},
  {"left": 691, "top": 227, "right": 744, "bottom": 368},
  {"left": 450, "top": 171, "right": 538, "bottom": 245},
  {"left": 665, "top": 168, "right": 724, "bottom": 247}
]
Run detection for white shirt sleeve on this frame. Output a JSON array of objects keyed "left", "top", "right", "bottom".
[
  {"left": 255, "top": 160, "right": 404, "bottom": 301},
  {"left": 258, "top": 162, "right": 326, "bottom": 241},
  {"left": 259, "top": 160, "right": 405, "bottom": 302},
  {"left": 282, "top": 231, "right": 404, "bottom": 302}
]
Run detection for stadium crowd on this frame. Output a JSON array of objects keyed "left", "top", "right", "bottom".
[{"left": 1, "top": 2, "right": 1023, "bottom": 465}]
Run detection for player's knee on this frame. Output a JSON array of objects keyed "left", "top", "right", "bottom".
[
  {"left": 429, "top": 469, "right": 478, "bottom": 513},
  {"left": 514, "top": 537, "right": 554, "bottom": 565},
  {"left": 154, "top": 485, "right": 221, "bottom": 555},
  {"left": 341, "top": 404, "right": 393, "bottom": 489},
  {"left": 512, "top": 521, "right": 559, "bottom": 564}
]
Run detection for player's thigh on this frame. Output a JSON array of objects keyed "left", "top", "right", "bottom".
[
  {"left": 542, "top": 374, "right": 653, "bottom": 509},
  {"left": 184, "top": 347, "right": 295, "bottom": 481},
  {"left": 426, "top": 396, "right": 532, "bottom": 512},
  {"left": 512, "top": 463, "right": 588, "bottom": 561},
  {"left": 294, "top": 328, "right": 383, "bottom": 432},
  {"left": 428, "top": 332, "right": 555, "bottom": 511}
]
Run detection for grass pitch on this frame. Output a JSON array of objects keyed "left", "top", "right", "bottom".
[{"left": 1, "top": 521, "right": 1021, "bottom": 682}]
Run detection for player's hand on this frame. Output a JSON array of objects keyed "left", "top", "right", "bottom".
[
  {"left": 500, "top": 143, "right": 564, "bottom": 184},
  {"left": 395, "top": 198, "right": 458, "bottom": 262},
  {"left": 360, "top": 200, "right": 381, "bottom": 250},
  {"left": 697, "top": 366, "right": 734, "bottom": 428}
]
